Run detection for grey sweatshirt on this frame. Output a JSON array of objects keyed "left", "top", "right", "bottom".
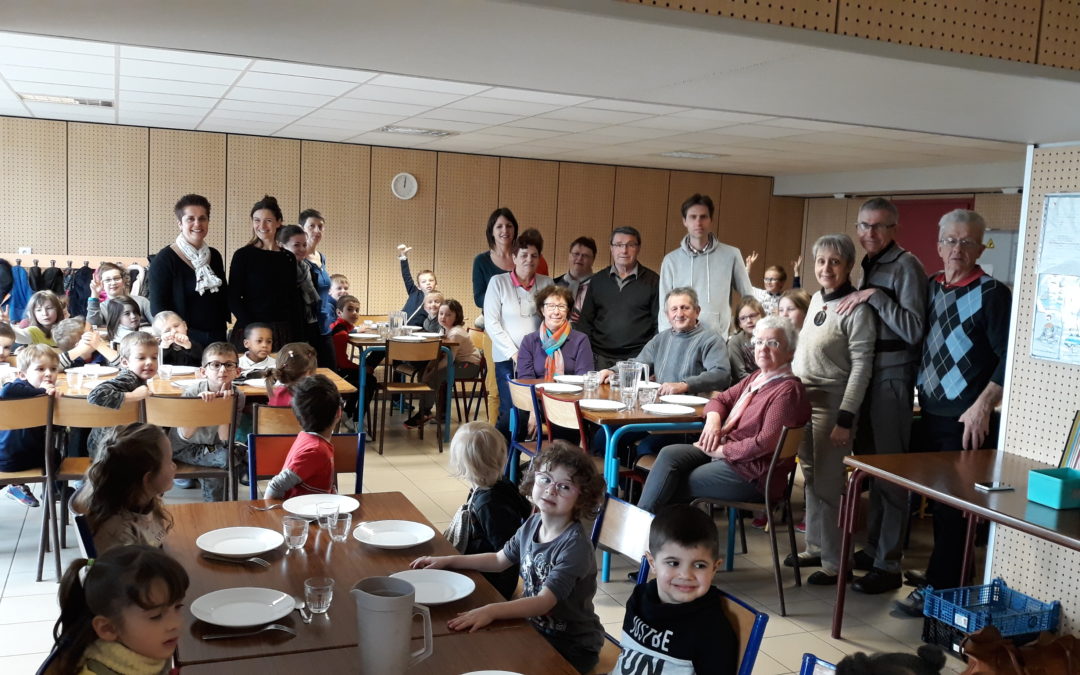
[
  {"left": 858, "top": 242, "right": 927, "bottom": 372},
  {"left": 635, "top": 323, "right": 730, "bottom": 394},
  {"left": 658, "top": 235, "right": 754, "bottom": 337}
]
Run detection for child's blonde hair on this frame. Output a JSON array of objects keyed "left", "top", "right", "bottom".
[
  {"left": 330, "top": 273, "right": 349, "bottom": 286},
  {"left": 52, "top": 317, "right": 87, "bottom": 352},
  {"left": 117, "top": 331, "right": 158, "bottom": 361},
  {"left": 424, "top": 291, "right": 445, "bottom": 303},
  {"left": 25, "top": 290, "right": 65, "bottom": 335},
  {"left": 151, "top": 311, "right": 183, "bottom": 336},
  {"left": 450, "top": 422, "right": 506, "bottom": 488},
  {"left": 265, "top": 342, "right": 317, "bottom": 397},
  {"left": 520, "top": 441, "right": 606, "bottom": 521},
  {"left": 16, "top": 343, "right": 59, "bottom": 373}
]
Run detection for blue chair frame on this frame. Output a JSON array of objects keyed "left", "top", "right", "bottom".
[
  {"left": 247, "top": 433, "right": 363, "bottom": 499},
  {"left": 800, "top": 653, "right": 837, "bottom": 674},
  {"left": 720, "top": 589, "right": 770, "bottom": 675},
  {"left": 506, "top": 379, "right": 543, "bottom": 482}
]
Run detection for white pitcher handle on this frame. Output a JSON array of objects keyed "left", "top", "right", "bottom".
[{"left": 408, "top": 603, "right": 433, "bottom": 666}]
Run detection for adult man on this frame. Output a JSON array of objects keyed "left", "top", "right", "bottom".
[
  {"left": 595, "top": 287, "right": 730, "bottom": 458},
  {"left": 659, "top": 194, "right": 754, "bottom": 336},
  {"left": 576, "top": 227, "right": 660, "bottom": 370},
  {"left": 836, "top": 197, "right": 928, "bottom": 594},
  {"left": 895, "top": 209, "right": 1010, "bottom": 615},
  {"left": 554, "top": 236, "right": 596, "bottom": 323}
]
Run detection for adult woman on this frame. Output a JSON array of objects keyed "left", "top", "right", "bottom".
[
  {"left": 778, "top": 289, "right": 811, "bottom": 331},
  {"left": 471, "top": 207, "right": 549, "bottom": 311},
  {"left": 300, "top": 208, "right": 334, "bottom": 334},
  {"left": 483, "top": 229, "right": 553, "bottom": 431},
  {"left": 636, "top": 316, "right": 810, "bottom": 514},
  {"left": 149, "top": 194, "right": 228, "bottom": 347},
  {"left": 789, "top": 234, "right": 876, "bottom": 585},
  {"left": 516, "top": 285, "right": 593, "bottom": 379},
  {"left": 228, "top": 195, "right": 304, "bottom": 348},
  {"left": 89, "top": 263, "right": 151, "bottom": 327}
]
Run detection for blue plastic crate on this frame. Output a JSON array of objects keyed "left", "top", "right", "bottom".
[{"left": 923, "top": 578, "right": 1060, "bottom": 637}]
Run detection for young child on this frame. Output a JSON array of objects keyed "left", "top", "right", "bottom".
[
  {"left": 405, "top": 299, "right": 481, "bottom": 429},
  {"left": 87, "top": 262, "right": 152, "bottom": 327},
  {"left": 420, "top": 291, "right": 444, "bottom": 334},
  {"left": 11, "top": 290, "right": 65, "bottom": 346},
  {"left": 397, "top": 244, "right": 438, "bottom": 327},
  {"left": 0, "top": 322, "right": 15, "bottom": 360},
  {"left": 614, "top": 504, "right": 737, "bottom": 675},
  {"left": 329, "top": 274, "right": 351, "bottom": 304},
  {"left": 446, "top": 422, "right": 532, "bottom": 599},
  {"left": 239, "top": 322, "right": 276, "bottom": 375},
  {"left": 728, "top": 296, "right": 764, "bottom": 384},
  {"left": 264, "top": 374, "right": 341, "bottom": 499},
  {"left": 74, "top": 422, "right": 175, "bottom": 553},
  {"left": 411, "top": 441, "right": 606, "bottom": 673},
  {"left": 152, "top": 311, "right": 202, "bottom": 367},
  {"left": 86, "top": 332, "right": 158, "bottom": 459},
  {"left": 264, "top": 342, "right": 317, "bottom": 407},
  {"left": 105, "top": 295, "right": 146, "bottom": 349},
  {"left": 0, "top": 344, "right": 61, "bottom": 507},
  {"left": 327, "top": 294, "right": 361, "bottom": 375},
  {"left": 53, "top": 316, "right": 119, "bottom": 370},
  {"left": 49, "top": 544, "right": 188, "bottom": 675},
  {"left": 168, "top": 342, "right": 243, "bottom": 502}
]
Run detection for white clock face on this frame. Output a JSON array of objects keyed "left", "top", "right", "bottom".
[{"left": 391, "top": 172, "right": 418, "bottom": 200}]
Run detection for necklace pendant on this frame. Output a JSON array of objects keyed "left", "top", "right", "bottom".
[{"left": 813, "top": 306, "right": 828, "bottom": 326}]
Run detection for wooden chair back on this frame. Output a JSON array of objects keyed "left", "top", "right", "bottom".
[
  {"left": 53, "top": 396, "right": 141, "bottom": 428},
  {"left": 468, "top": 327, "right": 485, "bottom": 350},
  {"left": 2, "top": 354, "right": 16, "bottom": 366},
  {"left": 778, "top": 425, "right": 806, "bottom": 461},
  {"left": 720, "top": 590, "right": 770, "bottom": 675},
  {"left": 540, "top": 392, "right": 588, "bottom": 448},
  {"left": 0, "top": 395, "right": 52, "bottom": 431},
  {"left": 591, "top": 494, "right": 653, "bottom": 581},
  {"left": 507, "top": 379, "right": 539, "bottom": 415},
  {"left": 246, "top": 433, "right": 363, "bottom": 499},
  {"left": 144, "top": 395, "right": 236, "bottom": 428},
  {"left": 384, "top": 338, "right": 440, "bottom": 367},
  {"left": 253, "top": 403, "right": 301, "bottom": 435}
]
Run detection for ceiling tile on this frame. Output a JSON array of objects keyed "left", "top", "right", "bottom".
[
  {"left": 0, "top": 46, "right": 113, "bottom": 73},
  {"left": 538, "top": 107, "right": 649, "bottom": 124},
  {"left": 368, "top": 74, "right": 488, "bottom": 95},
  {"left": 198, "top": 120, "right": 281, "bottom": 134},
  {"left": 421, "top": 107, "right": 521, "bottom": 125},
  {"left": 121, "top": 100, "right": 211, "bottom": 116},
  {"left": 504, "top": 117, "right": 602, "bottom": 132},
  {"left": 120, "top": 59, "right": 240, "bottom": 85},
  {"left": 122, "top": 76, "right": 230, "bottom": 98},
  {"left": 588, "top": 125, "right": 684, "bottom": 140},
  {"left": 709, "top": 124, "right": 807, "bottom": 138},
  {"left": 301, "top": 110, "right": 403, "bottom": 130},
  {"left": 622, "top": 116, "right": 720, "bottom": 132},
  {"left": 8, "top": 80, "right": 114, "bottom": 100},
  {"left": 25, "top": 101, "right": 114, "bottom": 120},
  {"left": 0, "top": 33, "right": 113, "bottom": 56},
  {"left": 225, "top": 86, "right": 333, "bottom": 106},
  {"left": 477, "top": 87, "right": 592, "bottom": 106},
  {"left": 345, "top": 130, "right": 436, "bottom": 147},
  {"left": 215, "top": 98, "right": 315, "bottom": 115},
  {"left": 669, "top": 109, "right": 775, "bottom": 124},
  {"left": 578, "top": 99, "right": 690, "bottom": 115},
  {"left": 345, "top": 84, "right": 465, "bottom": 106},
  {"left": 251, "top": 60, "right": 375, "bottom": 83},
  {"left": 237, "top": 71, "right": 358, "bottom": 96},
  {"left": 203, "top": 108, "right": 298, "bottom": 123},
  {"left": 466, "top": 125, "right": 563, "bottom": 139},
  {"left": 273, "top": 124, "right": 355, "bottom": 142},
  {"left": 323, "top": 97, "right": 430, "bottom": 117},
  {"left": 398, "top": 116, "right": 488, "bottom": 133},
  {"left": 122, "top": 90, "right": 219, "bottom": 108},
  {"left": 1, "top": 65, "right": 113, "bottom": 89},
  {"left": 446, "top": 96, "right": 560, "bottom": 116},
  {"left": 553, "top": 133, "right": 628, "bottom": 146},
  {"left": 119, "top": 46, "right": 249, "bottom": 69},
  {"left": 757, "top": 118, "right": 857, "bottom": 132},
  {"left": 118, "top": 113, "right": 204, "bottom": 128}
]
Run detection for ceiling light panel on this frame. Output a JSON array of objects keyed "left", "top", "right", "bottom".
[
  {"left": 345, "top": 84, "right": 464, "bottom": 107},
  {"left": 237, "top": 71, "right": 358, "bottom": 96},
  {"left": 225, "top": 86, "right": 333, "bottom": 106},
  {"left": 421, "top": 107, "right": 521, "bottom": 125},
  {"left": 2, "top": 65, "right": 112, "bottom": 88},
  {"left": 0, "top": 46, "right": 113, "bottom": 73},
  {"left": 446, "top": 96, "right": 560, "bottom": 116},
  {"left": 393, "top": 116, "right": 486, "bottom": 133},
  {"left": 121, "top": 76, "right": 230, "bottom": 98},
  {"left": 323, "top": 97, "right": 430, "bottom": 117},
  {"left": 477, "top": 87, "right": 592, "bottom": 106},
  {"left": 251, "top": 60, "right": 375, "bottom": 83},
  {"left": 0, "top": 33, "right": 112, "bottom": 56},
  {"left": 119, "top": 46, "right": 249, "bottom": 69},
  {"left": 9, "top": 81, "right": 113, "bottom": 100},
  {"left": 120, "top": 59, "right": 241, "bottom": 85},
  {"left": 369, "top": 73, "right": 488, "bottom": 95},
  {"left": 25, "top": 101, "right": 114, "bottom": 120}
]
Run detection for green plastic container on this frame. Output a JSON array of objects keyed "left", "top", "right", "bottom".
[{"left": 1027, "top": 467, "right": 1080, "bottom": 510}]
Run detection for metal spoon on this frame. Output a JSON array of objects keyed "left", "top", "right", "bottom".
[
  {"left": 249, "top": 503, "right": 283, "bottom": 511},
  {"left": 201, "top": 623, "right": 296, "bottom": 640},
  {"left": 294, "top": 598, "right": 313, "bottom": 624}
]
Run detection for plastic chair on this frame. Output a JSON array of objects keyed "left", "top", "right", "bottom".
[
  {"left": 246, "top": 433, "right": 363, "bottom": 499},
  {"left": 691, "top": 425, "right": 806, "bottom": 616},
  {"left": 506, "top": 379, "right": 543, "bottom": 482},
  {"left": 0, "top": 394, "right": 59, "bottom": 580},
  {"left": 73, "top": 513, "right": 97, "bottom": 559},
  {"left": 376, "top": 338, "right": 443, "bottom": 454},
  {"left": 144, "top": 395, "right": 239, "bottom": 500},
  {"left": 454, "top": 349, "right": 489, "bottom": 423},
  {"left": 541, "top": 391, "right": 636, "bottom": 488},
  {"left": 800, "top": 653, "right": 837, "bottom": 674},
  {"left": 252, "top": 403, "right": 301, "bottom": 435},
  {"left": 721, "top": 590, "right": 770, "bottom": 675}
]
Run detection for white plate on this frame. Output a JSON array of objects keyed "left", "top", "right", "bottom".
[
  {"left": 283, "top": 494, "right": 360, "bottom": 518},
  {"left": 350, "top": 332, "right": 380, "bottom": 339},
  {"left": 642, "top": 403, "right": 696, "bottom": 416},
  {"left": 553, "top": 374, "right": 585, "bottom": 384},
  {"left": 171, "top": 379, "right": 207, "bottom": 389},
  {"left": 637, "top": 381, "right": 661, "bottom": 390},
  {"left": 462, "top": 672, "right": 524, "bottom": 675},
  {"left": 166, "top": 365, "right": 199, "bottom": 375},
  {"left": 535, "top": 382, "right": 582, "bottom": 394},
  {"left": 577, "top": 399, "right": 625, "bottom": 411},
  {"left": 353, "top": 520, "right": 435, "bottom": 549},
  {"left": 190, "top": 587, "right": 295, "bottom": 628},
  {"left": 196, "top": 527, "right": 284, "bottom": 558},
  {"left": 242, "top": 378, "right": 266, "bottom": 389},
  {"left": 390, "top": 335, "right": 425, "bottom": 342},
  {"left": 659, "top": 394, "right": 710, "bottom": 406},
  {"left": 414, "top": 332, "right": 442, "bottom": 338},
  {"left": 399, "top": 325, "right": 421, "bottom": 333},
  {"left": 390, "top": 569, "right": 475, "bottom": 605},
  {"left": 65, "top": 364, "right": 119, "bottom": 375}
]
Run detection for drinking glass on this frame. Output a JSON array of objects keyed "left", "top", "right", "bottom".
[
  {"left": 84, "top": 373, "right": 99, "bottom": 392},
  {"left": 316, "top": 502, "right": 338, "bottom": 530},
  {"left": 305, "top": 577, "right": 335, "bottom": 615},
  {"left": 583, "top": 371, "right": 599, "bottom": 397},
  {"left": 158, "top": 364, "right": 173, "bottom": 381},
  {"left": 638, "top": 386, "right": 658, "bottom": 407},
  {"left": 68, "top": 371, "right": 83, "bottom": 393},
  {"left": 377, "top": 323, "right": 391, "bottom": 340},
  {"left": 328, "top": 512, "right": 352, "bottom": 543},
  {"left": 620, "top": 388, "right": 637, "bottom": 411},
  {"left": 610, "top": 362, "right": 624, "bottom": 392},
  {"left": 283, "top": 516, "right": 309, "bottom": 551}
]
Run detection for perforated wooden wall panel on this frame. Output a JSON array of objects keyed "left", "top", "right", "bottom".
[
  {"left": 0, "top": 117, "right": 66, "bottom": 254},
  {"left": 224, "top": 135, "right": 300, "bottom": 268},
  {"left": 973, "top": 192, "right": 1023, "bottom": 231},
  {"left": 837, "top": 0, "right": 1042, "bottom": 63},
  {"left": 801, "top": 198, "right": 849, "bottom": 293},
  {"left": 498, "top": 157, "right": 559, "bottom": 263},
  {"left": 149, "top": 129, "right": 227, "bottom": 254},
  {"left": 68, "top": 123, "right": 148, "bottom": 257},
  {"left": 555, "top": 163, "right": 616, "bottom": 277},
  {"left": 717, "top": 174, "right": 772, "bottom": 265},
  {"left": 612, "top": 167, "right": 671, "bottom": 273},
  {"left": 299, "top": 141, "right": 371, "bottom": 312},
  {"left": 434, "top": 152, "right": 500, "bottom": 318},
  {"left": 368, "top": 147, "right": 437, "bottom": 315},
  {"left": 763, "top": 196, "right": 806, "bottom": 285},
  {"left": 990, "top": 145, "right": 1080, "bottom": 634},
  {"left": 665, "top": 171, "right": 725, "bottom": 253},
  {"left": 1039, "top": 0, "right": 1080, "bottom": 69},
  {"left": 618, "top": 0, "right": 837, "bottom": 31}
]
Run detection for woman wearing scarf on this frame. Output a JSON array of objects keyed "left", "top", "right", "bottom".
[
  {"left": 517, "top": 285, "right": 593, "bottom": 380},
  {"left": 149, "top": 194, "right": 228, "bottom": 348},
  {"left": 482, "top": 228, "right": 553, "bottom": 435}
]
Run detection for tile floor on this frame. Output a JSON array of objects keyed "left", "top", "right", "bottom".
[{"left": 0, "top": 411, "right": 970, "bottom": 674}]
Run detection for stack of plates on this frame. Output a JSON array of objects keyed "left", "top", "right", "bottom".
[
  {"left": 350, "top": 332, "right": 380, "bottom": 339},
  {"left": 168, "top": 365, "right": 200, "bottom": 376},
  {"left": 242, "top": 378, "right": 266, "bottom": 389},
  {"left": 65, "top": 364, "right": 119, "bottom": 376},
  {"left": 553, "top": 374, "right": 585, "bottom": 384},
  {"left": 390, "top": 335, "right": 425, "bottom": 342}
]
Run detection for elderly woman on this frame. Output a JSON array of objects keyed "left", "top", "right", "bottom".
[
  {"left": 483, "top": 228, "right": 553, "bottom": 432},
  {"left": 516, "top": 285, "right": 593, "bottom": 379},
  {"left": 149, "top": 194, "right": 229, "bottom": 347},
  {"left": 637, "top": 315, "right": 811, "bottom": 513},
  {"left": 788, "top": 233, "right": 876, "bottom": 585}
]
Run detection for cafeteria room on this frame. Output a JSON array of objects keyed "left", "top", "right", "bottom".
[{"left": 1, "top": 1, "right": 1079, "bottom": 673}]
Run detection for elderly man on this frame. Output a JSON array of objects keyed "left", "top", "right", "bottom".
[
  {"left": 659, "top": 194, "right": 754, "bottom": 336},
  {"left": 576, "top": 226, "right": 660, "bottom": 370},
  {"left": 895, "top": 209, "right": 1011, "bottom": 615},
  {"left": 554, "top": 236, "right": 596, "bottom": 324},
  {"left": 836, "top": 197, "right": 927, "bottom": 594},
  {"left": 595, "top": 287, "right": 730, "bottom": 458}
]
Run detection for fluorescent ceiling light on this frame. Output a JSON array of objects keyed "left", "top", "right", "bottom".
[
  {"left": 376, "top": 124, "right": 456, "bottom": 137},
  {"left": 659, "top": 150, "right": 722, "bottom": 159},
  {"left": 19, "top": 93, "right": 114, "bottom": 107}
]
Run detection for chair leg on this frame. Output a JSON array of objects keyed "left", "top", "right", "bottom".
[
  {"left": 766, "top": 505, "right": 786, "bottom": 617},
  {"left": 785, "top": 499, "right": 801, "bottom": 587},
  {"left": 455, "top": 383, "right": 465, "bottom": 425},
  {"left": 435, "top": 414, "right": 443, "bottom": 453},
  {"left": 60, "top": 483, "right": 70, "bottom": 549},
  {"left": 725, "top": 507, "right": 736, "bottom": 572},
  {"left": 739, "top": 512, "right": 748, "bottom": 554},
  {"left": 377, "top": 390, "right": 387, "bottom": 456}
]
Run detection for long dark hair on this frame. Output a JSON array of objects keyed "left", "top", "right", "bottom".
[
  {"left": 264, "top": 342, "right": 317, "bottom": 398},
  {"left": 485, "top": 207, "right": 518, "bottom": 249},
  {"left": 85, "top": 423, "right": 173, "bottom": 539},
  {"left": 104, "top": 295, "right": 142, "bottom": 343},
  {"left": 49, "top": 545, "right": 188, "bottom": 674}
]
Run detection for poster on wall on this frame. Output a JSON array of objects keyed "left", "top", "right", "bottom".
[{"left": 1032, "top": 194, "right": 1080, "bottom": 363}]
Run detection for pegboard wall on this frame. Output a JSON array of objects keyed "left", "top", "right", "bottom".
[
  {"left": 224, "top": 135, "right": 300, "bottom": 267},
  {"left": 990, "top": 145, "right": 1080, "bottom": 634},
  {"left": 618, "top": 0, "right": 838, "bottom": 32},
  {"left": 555, "top": 163, "right": 617, "bottom": 273},
  {"left": 0, "top": 117, "right": 67, "bottom": 254},
  {"left": 498, "top": 157, "right": 559, "bottom": 260},
  {"left": 149, "top": 129, "right": 227, "bottom": 253},
  {"left": 1036, "top": 0, "right": 1080, "bottom": 70},
  {"left": 612, "top": 166, "right": 672, "bottom": 272}
]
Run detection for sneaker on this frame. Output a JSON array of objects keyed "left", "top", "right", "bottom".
[
  {"left": 402, "top": 414, "right": 422, "bottom": 430},
  {"left": 174, "top": 478, "right": 198, "bottom": 489},
  {"left": 894, "top": 586, "right": 927, "bottom": 617},
  {"left": 750, "top": 516, "right": 768, "bottom": 529},
  {"left": 795, "top": 520, "right": 806, "bottom": 533},
  {"left": 5, "top": 484, "right": 40, "bottom": 507}
]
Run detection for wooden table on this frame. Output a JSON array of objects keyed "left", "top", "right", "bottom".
[
  {"left": 832, "top": 450, "right": 1080, "bottom": 638},
  {"left": 56, "top": 367, "right": 357, "bottom": 398},
  {"left": 164, "top": 492, "right": 519, "bottom": 666},
  {"left": 177, "top": 625, "right": 579, "bottom": 674}
]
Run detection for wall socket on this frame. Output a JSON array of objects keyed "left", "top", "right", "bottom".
[{"left": 17, "top": 246, "right": 31, "bottom": 254}]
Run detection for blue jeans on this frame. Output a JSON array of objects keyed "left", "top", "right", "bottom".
[
  {"left": 494, "top": 359, "right": 515, "bottom": 439},
  {"left": 637, "top": 444, "right": 762, "bottom": 513}
]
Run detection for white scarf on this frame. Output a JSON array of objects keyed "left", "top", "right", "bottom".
[{"left": 175, "top": 234, "right": 222, "bottom": 295}]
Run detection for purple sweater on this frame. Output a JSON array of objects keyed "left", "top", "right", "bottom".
[{"left": 516, "top": 330, "right": 594, "bottom": 379}]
